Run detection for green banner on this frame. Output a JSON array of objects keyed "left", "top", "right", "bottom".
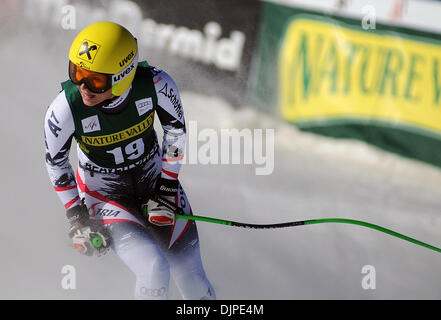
[{"left": 250, "top": 1, "right": 441, "bottom": 168}]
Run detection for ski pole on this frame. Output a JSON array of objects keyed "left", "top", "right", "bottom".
[
  {"left": 176, "top": 214, "right": 441, "bottom": 254},
  {"left": 154, "top": 196, "right": 441, "bottom": 254}
]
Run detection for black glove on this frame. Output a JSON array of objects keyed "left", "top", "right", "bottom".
[
  {"left": 66, "top": 205, "right": 111, "bottom": 256},
  {"left": 155, "top": 177, "right": 179, "bottom": 198},
  {"left": 143, "top": 178, "right": 179, "bottom": 226}
]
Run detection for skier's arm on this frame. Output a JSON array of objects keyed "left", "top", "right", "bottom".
[
  {"left": 152, "top": 67, "right": 186, "bottom": 184},
  {"left": 44, "top": 91, "right": 81, "bottom": 210},
  {"left": 45, "top": 93, "right": 110, "bottom": 254}
]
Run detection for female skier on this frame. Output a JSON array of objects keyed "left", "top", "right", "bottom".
[{"left": 44, "top": 21, "right": 215, "bottom": 300}]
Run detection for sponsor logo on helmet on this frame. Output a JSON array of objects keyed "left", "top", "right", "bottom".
[
  {"left": 119, "top": 51, "right": 135, "bottom": 67},
  {"left": 78, "top": 61, "right": 91, "bottom": 70},
  {"left": 113, "top": 62, "right": 135, "bottom": 83},
  {"left": 77, "top": 39, "right": 101, "bottom": 63},
  {"left": 112, "top": 51, "right": 138, "bottom": 84}
]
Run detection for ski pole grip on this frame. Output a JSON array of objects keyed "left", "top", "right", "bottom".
[
  {"left": 155, "top": 196, "right": 184, "bottom": 214},
  {"left": 91, "top": 234, "right": 103, "bottom": 248}
]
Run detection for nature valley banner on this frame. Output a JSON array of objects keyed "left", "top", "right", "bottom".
[
  {"left": 280, "top": 15, "right": 441, "bottom": 136},
  {"left": 250, "top": 2, "right": 441, "bottom": 168}
]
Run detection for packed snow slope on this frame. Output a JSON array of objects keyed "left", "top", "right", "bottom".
[{"left": 1, "top": 25, "right": 440, "bottom": 300}]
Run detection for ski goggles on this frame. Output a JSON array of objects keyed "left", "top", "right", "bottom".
[
  {"left": 68, "top": 50, "right": 139, "bottom": 94},
  {"left": 69, "top": 61, "right": 113, "bottom": 94}
]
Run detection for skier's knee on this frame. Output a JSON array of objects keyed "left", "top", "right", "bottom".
[
  {"left": 134, "top": 253, "right": 170, "bottom": 300},
  {"left": 174, "top": 267, "right": 216, "bottom": 300}
]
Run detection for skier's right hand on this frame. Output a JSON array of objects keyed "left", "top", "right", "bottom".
[{"left": 66, "top": 205, "right": 111, "bottom": 256}]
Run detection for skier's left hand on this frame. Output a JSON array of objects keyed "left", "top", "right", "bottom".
[
  {"left": 145, "top": 197, "right": 176, "bottom": 226},
  {"left": 67, "top": 205, "right": 111, "bottom": 256}
]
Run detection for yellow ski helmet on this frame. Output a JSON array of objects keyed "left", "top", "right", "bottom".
[{"left": 68, "top": 21, "right": 138, "bottom": 96}]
